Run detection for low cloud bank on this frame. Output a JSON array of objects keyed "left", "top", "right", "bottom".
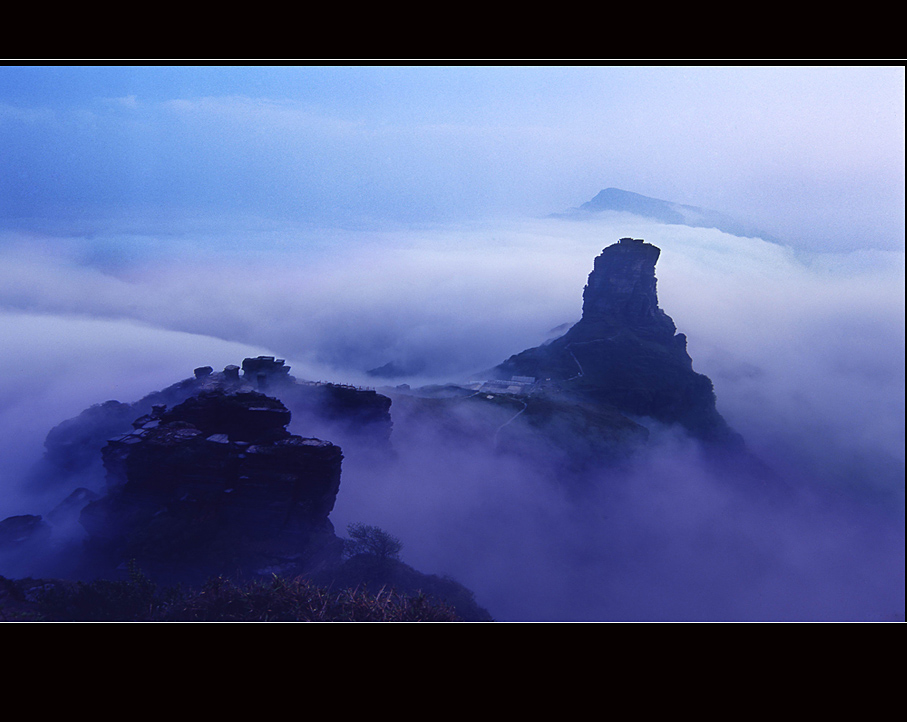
[
  {"left": 0, "top": 312, "right": 276, "bottom": 517},
  {"left": 332, "top": 416, "right": 904, "bottom": 621},
  {"left": 0, "top": 214, "right": 902, "bottom": 619}
]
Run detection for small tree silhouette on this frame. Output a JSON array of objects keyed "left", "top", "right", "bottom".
[{"left": 344, "top": 523, "right": 403, "bottom": 562}]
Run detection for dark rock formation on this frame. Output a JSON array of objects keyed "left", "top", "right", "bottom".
[
  {"left": 156, "top": 390, "right": 292, "bottom": 444},
  {"left": 29, "top": 356, "right": 393, "bottom": 495},
  {"left": 236, "top": 356, "right": 394, "bottom": 449},
  {"left": 46, "top": 487, "right": 100, "bottom": 525},
  {"left": 241, "top": 355, "right": 291, "bottom": 389},
  {"left": 492, "top": 238, "right": 742, "bottom": 446},
  {"left": 10, "top": 355, "right": 396, "bottom": 587},
  {"left": 78, "top": 389, "right": 344, "bottom": 583},
  {"left": 27, "top": 368, "right": 248, "bottom": 492},
  {"left": 4, "top": 371, "right": 489, "bottom": 613},
  {"left": 280, "top": 382, "right": 393, "bottom": 449}
]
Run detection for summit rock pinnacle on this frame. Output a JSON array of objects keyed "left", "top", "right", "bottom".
[{"left": 492, "top": 238, "right": 742, "bottom": 446}]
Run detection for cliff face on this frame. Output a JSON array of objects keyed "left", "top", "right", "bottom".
[
  {"left": 79, "top": 389, "right": 344, "bottom": 582},
  {"left": 573, "top": 238, "right": 676, "bottom": 341},
  {"left": 3, "top": 376, "right": 491, "bottom": 616},
  {"left": 493, "top": 238, "right": 741, "bottom": 446},
  {"left": 9, "top": 356, "right": 396, "bottom": 582}
]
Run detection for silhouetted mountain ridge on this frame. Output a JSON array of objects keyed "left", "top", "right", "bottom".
[{"left": 559, "top": 187, "right": 780, "bottom": 242}]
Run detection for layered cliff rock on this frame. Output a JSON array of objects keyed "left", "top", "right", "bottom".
[
  {"left": 492, "top": 238, "right": 742, "bottom": 446},
  {"left": 3, "top": 367, "right": 491, "bottom": 615},
  {"left": 10, "top": 355, "right": 395, "bottom": 583},
  {"left": 79, "top": 389, "right": 344, "bottom": 582},
  {"left": 29, "top": 356, "right": 392, "bottom": 494}
]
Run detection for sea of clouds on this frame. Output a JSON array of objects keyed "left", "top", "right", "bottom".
[{"left": 0, "top": 213, "right": 903, "bottom": 620}]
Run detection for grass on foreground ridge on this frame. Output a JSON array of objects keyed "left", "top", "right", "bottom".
[{"left": 0, "top": 565, "right": 465, "bottom": 622}]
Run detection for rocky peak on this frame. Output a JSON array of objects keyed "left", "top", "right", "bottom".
[
  {"left": 79, "top": 388, "right": 345, "bottom": 582},
  {"left": 492, "top": 238, "right": 742, "bottom": 446},
  {"left": 575, "top": 238, "right": 676, "bottom": 341}
]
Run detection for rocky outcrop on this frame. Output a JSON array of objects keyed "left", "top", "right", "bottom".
[
  {"left": 78, "top": 389, "right": 344, "bottom": 583},
  {"left": 280, "top": 381, "right": 393, "bottom": 449},
  {"left": 29, "top": 356, "right": 393, "bottom": 494},
  {"left": 492, "top": 238, "right": 742, "bottom": 446},
  {"left": 3, "top": 368, "right": 489, "bottom": 610},
  {"left": 9, "top": 354, "right": 396, "bottom": 585}
]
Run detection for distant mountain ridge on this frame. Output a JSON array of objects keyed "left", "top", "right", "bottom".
[{"left": 559, "top": 187, "right": 780, "bottom": 243}]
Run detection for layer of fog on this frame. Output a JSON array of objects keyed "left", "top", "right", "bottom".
[
  {"left": 332, "top": 415, "right": 904, "bottom": 621},
  {"left": 0, "top": 213, "right": 902, "bottom": 619},
  {"left": 0, "top": 312, "right": 279, "bottom": 518}
]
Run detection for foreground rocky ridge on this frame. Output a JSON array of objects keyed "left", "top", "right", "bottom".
[
  {"left": 1, "top": 358, "right": 493, "bottom": 619},
  {"left": 30, "top": 357, "right": 393, "bottom": 494},
  {"left": 1, "top": 373, "right": 490, "bottom": 620},
  {"left": 80, "top": 389, "right": 344, "bottom": 583}
]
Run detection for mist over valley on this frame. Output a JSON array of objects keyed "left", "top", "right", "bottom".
[
  {"left": 1, "top": 209, "right": 902, "bottom": 621},
  {"left": 0, "top": 66, "right": 902, "bottom": 621}
]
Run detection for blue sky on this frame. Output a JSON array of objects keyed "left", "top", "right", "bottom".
[{"left": 1, "top": 64, "right": 903, "bottom": 250}]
